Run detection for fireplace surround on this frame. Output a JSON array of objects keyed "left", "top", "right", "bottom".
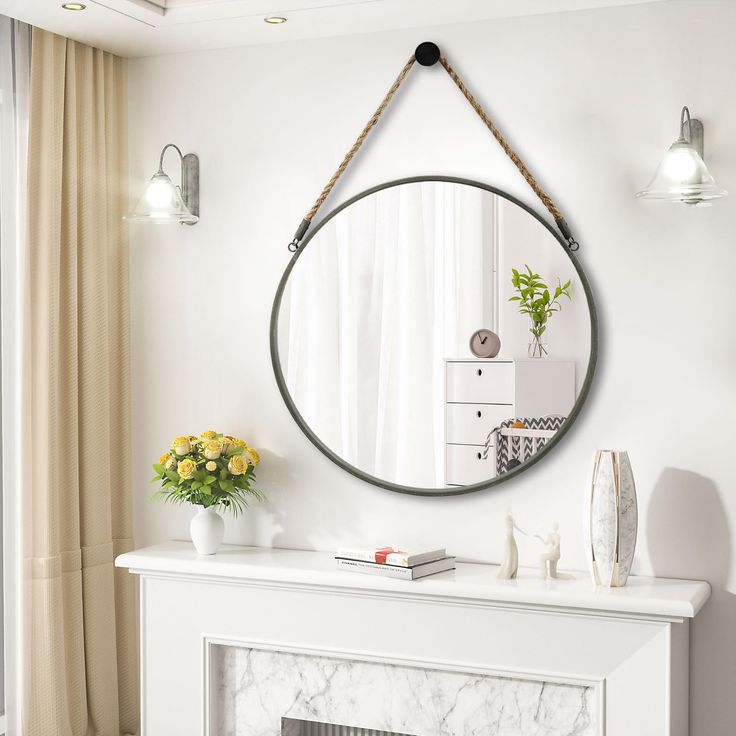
[
  {"left": 116, "top": 543, "right": 710, "bottom": 736},
  {"left": 216, "top": 646, "right": 594, "bottom": 736}
]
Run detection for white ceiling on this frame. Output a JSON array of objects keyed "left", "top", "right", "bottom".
[{"left": 0, "top": 0, "right": 671, "bottom": 58}]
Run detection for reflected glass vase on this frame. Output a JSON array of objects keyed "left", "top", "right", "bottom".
[{"left": 528, "top": 328, "right": 548, "bottom": 358}]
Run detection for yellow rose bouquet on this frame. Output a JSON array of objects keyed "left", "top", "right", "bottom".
[{"left": 152, "top": 431, "right": 263, "bottom": 515}]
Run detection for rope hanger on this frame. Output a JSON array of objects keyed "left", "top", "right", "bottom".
[{"left": 288, "top": 41, "right": 579, "bottom": 253}]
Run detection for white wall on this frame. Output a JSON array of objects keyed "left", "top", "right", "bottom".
[{"left": 128, "top": 2, "right": 736, "bottom": 733}]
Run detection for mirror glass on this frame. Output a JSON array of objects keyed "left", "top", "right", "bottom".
[{"left": 272, "top": 179, "right": 596, "bottom": 494}]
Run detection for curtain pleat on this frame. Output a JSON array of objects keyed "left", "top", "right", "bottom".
[{"left": 25, "top": 28, "right": 137, "bottom": 736}]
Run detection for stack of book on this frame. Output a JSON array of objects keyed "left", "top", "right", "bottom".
[{"left": 335, "top": 546, "right": 455, "bottom": 580}]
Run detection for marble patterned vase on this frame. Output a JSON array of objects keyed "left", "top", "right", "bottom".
[{"left": 585, "top": 450, "right": 637, "bottom": 587}]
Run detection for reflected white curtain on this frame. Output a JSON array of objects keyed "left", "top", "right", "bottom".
[
  {"left": 0, "top": 15, "right": 31, "bottom": 736},
  {"left": 282, "top": 181, "right": 495, "bottom": 487}
]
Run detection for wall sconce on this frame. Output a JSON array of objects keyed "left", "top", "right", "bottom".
[
  {"left": 636, "top": 106, "right": 726, "bottom": 206},
  {"left": 125, "top": 143, "right": 199, "bottom": 224}
]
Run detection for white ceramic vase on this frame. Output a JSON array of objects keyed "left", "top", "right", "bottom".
[
  {"left": 585, "top": 450, "right": 637, "bottom": 587},
  {"left": 190, "top": 506, "right": 224, "bottom": 555}
]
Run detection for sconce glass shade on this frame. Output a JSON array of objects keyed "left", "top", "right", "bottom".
[
  {"left": 124, "top": 172, "right": 199, "bottom": 224},
  {"left": 636, "top": 139, "right": 727, "bottom": 205},
  {"left": 637, "top": 107, "right": 726, "bottom": 206}
]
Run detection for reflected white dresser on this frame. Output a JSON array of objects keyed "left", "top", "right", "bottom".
[{"left": 445, "top": 359, "right": 576, "bottom": 486}]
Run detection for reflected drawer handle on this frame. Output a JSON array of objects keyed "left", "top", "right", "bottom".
[
  {"left": 477, "top": 369, "right": 483, "bottom": 376},
  {"left": 477, "top": 410, "right": 482, "bottom": 418}
]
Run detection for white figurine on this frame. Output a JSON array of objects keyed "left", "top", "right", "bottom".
[
  {"left": 497, "top": 510, "right": 521, "bottom": 580},
  {"left": 535, "top": 523, "right": 573, "bottom": 580}
]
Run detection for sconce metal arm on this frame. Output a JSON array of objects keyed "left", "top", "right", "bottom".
[
  {"left": 156, "top": 142, "right": 200, "bottom": 222},
  {"left": 680, "top": 106, "right": 692, "bottom": 143},
  {"left": 679, "top": 106, "right": 704, "bottom": 158},
  {"left": 158, "top": 143, "right": 184, "bottom": 175}
]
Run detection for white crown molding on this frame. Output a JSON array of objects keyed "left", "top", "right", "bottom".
[{"left": 0, "top": 0, "right": 675, "bottom": 57}]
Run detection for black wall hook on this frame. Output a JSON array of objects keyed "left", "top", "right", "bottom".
[{"left": 415, "top": 41, "right": 441, "bottom": 66}]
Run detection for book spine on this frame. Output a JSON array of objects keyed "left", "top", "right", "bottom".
[
  {"left": 383, "top": 553, "right": 411, "bottom": 567},
  {"left": 335, "top": 558, "right": 412, "bottom": 580},
  {"left": 335, "top": 547, "right": 395, "bottom": 563},
  {"left": 335, "top": 549, "right": 447, "bottom": 567},
  {"left": 382, "top": 552, "right": 445, "bottom": 567},
  {"left": 335, "top": 549, "right": 378, "bottom": 563}
]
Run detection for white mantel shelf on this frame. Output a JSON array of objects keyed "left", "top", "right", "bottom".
[
  {"left": 116, "top": 541, "right": 710, "bottom": 621},
  {"left": 119, "top": 541, "right": 711, "bottom": 735}
]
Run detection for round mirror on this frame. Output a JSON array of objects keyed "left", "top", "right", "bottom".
[{"left": 271, "top": 177, "right": 597, "bottom": 495}]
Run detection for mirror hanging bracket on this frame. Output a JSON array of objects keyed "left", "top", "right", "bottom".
[{"left": 287, "top": 42, "right": 580, "bottom": 253}]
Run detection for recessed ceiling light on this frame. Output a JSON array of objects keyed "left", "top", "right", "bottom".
[
  {"left": 264, "top": 16, "right": 287, "bottom": 24},
  {"left": 62, "top": 2, "right": 87, "bottom": 9}
]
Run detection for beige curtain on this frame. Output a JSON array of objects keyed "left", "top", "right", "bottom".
[{"left": 24, "top": 28, "right": 138, "bottom": 736}]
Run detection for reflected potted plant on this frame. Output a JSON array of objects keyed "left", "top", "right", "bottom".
[
  {"left": 510, "top": 265, "right": 572, "bottom": 358},
  {"left": 152, "top": 431, "right": 263, "bottom": 555}
]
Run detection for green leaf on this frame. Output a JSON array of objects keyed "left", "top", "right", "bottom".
[
  {"left": 205, "top": 476, "right": 217, "bottom": 485},
  {"left": 153, "top": 463, "right": 165, "bottom": 475}
]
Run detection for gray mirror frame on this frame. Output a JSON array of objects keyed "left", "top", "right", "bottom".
[{"left": 270, "top": 176, "right": 598, "bottom": 496}]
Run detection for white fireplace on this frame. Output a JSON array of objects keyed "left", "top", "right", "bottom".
[{"left": 116, "top": 543, "right": 710, "bottom": 736}]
